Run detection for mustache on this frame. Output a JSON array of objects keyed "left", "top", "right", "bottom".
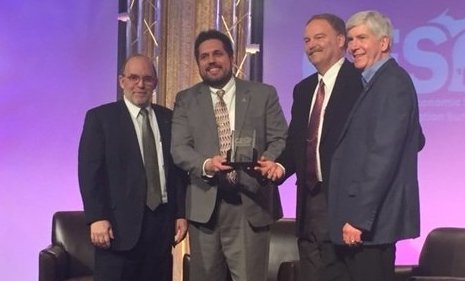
[
  {"left": 206, "top": 63, "right": 222, "bottom": 71},
  {"left": 308, "top": 47, "right": 323, "bottom": 56}
]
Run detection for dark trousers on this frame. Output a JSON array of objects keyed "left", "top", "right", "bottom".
[
  {"left": 94, "top": 205, "right": 173, "bottom": 281},
  {"left": 298, "top": 183, "right": 350, "bottom": 281},
  {"left": 298, "top": 236, "right": 350, "bottom": 281},
  {"left": 338, "top": 243, "right": 396, "bottom": 281}
]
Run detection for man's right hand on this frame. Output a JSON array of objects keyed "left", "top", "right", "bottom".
[
  {"left": 204, "top": 155, "right": 233, "bottom": 176},
  {"left": 90, "top": 220, "right": 113, "bottom": 249}
]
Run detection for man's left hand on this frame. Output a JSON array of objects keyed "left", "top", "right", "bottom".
[
  {"left": 174, "top": 218, "right": 188, "bottom": 245},
  {"left": 255, "top": 156, "right": 284, "bottom": 182},
  {"left": 342, "top": 222, "right": 363, "bottom": 246}
]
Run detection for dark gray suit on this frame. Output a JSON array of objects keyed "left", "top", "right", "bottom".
[{"left": 171, "top": 78, "right": 287, "bottom": 281}]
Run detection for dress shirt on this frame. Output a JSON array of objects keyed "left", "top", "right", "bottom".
[
  {"left": 202, "top": 77, "right": 237, "bottom": 176},
  {"left": 308, "top": 57, "right": 344, "bottom": 181},
  {"left": 209, "top": 77, "right": 236, "bottom": 130},
  {"left": 124, "top": 96, "right": 167, "bottom": 203},
  {"left": 362, "top": 56, "right": 390, "bottom": 86}
]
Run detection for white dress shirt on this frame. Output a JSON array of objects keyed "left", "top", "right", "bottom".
[
  {"left": 124, "top": 96, "right": 167, "bottom": 203},
  {"left": 209, "top": 77, "right": 236, "bottom": 130},
  {"left": 309, "top": 57, "right": 344, "bottom": 181},
  {"left": 202, "top": 77, "right": 236, "bottom": 176}
]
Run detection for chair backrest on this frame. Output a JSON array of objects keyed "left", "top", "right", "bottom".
[
  {"left": 417, "top": 227, "right": 465, "bottom": 277},
  {"left": 52, "top": 211, "right": 94, "bottom": 277},
  {"left": 267, "top": 219, "right": 299, "bottom": 281}
]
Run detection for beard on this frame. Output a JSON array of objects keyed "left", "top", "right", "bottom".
[{"left": 201, "top": 66, "right": 234, "bottom": 88}]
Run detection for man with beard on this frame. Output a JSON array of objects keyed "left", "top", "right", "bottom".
[
  {"left": 257, "top": 14, "right": 362, "bottom": 281},
  {"left": 171, "top": 29, "right": 288, "bottom": 281}
]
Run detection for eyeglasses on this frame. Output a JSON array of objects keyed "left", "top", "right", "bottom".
[{"left": 123, "top": 74, "right": 157, "bottom": 85}]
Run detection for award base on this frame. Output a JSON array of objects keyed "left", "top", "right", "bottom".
[{"left": 225, "top": 148, "right": 258, "bottom": 169}]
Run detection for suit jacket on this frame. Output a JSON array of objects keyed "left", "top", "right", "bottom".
[
  {"left": 171, "top": 78, "right": 287, "bottom": 227},
  {"left": 78, "top": 100, "right": 186, "bottom": 251},
  {"left": 277, "top": 59, "right": 362, "bottom": 238},
  {"left": 328, "top": 58, "right": 425, "bottom": 245}
]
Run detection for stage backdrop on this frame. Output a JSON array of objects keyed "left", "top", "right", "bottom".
[
  {"left": 1, "top": 1, "right": 464, "bottom": 280},
  {"left": 0, "top": 1, "right": 118, "bottom": 280},
  {"left": 263, "top": 0, "right": 465, "bottom": 264}
]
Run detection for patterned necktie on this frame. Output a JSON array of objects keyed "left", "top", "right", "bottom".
[
  {"left": 140, "top": 108, "right": 162, "bottom": 210},
  {"left": 306, "top": 79, "right": 325, "bottom": 190},
  {"left": 214, "top": 89, "right": 237, "bottom": 183}
]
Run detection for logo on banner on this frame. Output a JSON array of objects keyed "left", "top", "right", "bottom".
[{"left": 396, "top": 10, "right": 465, "bottom": 95}]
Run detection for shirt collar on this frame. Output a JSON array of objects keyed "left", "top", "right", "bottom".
[
  {"left": 209, "top": 76, "right": 235, "bottom": 94},
  {"left": 123, "top": 96, "right": 151, "bottom": 118},
  {"left": 362, "top": 56, "right": 391, "bottom": 86},
  {"left": 319, "top": 57, "right": 344, "bottom": 85}
]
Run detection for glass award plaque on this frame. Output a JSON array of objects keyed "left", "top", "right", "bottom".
[{"left": 226, "top": 129, "right": 258, "bottom": 169}]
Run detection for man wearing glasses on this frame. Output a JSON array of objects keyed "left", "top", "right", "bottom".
[{"left": 78, "top": 54, "right": 187, "bottom": 281}]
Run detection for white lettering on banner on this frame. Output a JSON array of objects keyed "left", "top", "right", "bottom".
[{"left": 392, "top": 11, "right": 465, "bottom": 95}]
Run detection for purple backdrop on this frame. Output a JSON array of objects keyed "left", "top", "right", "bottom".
[
  {"left": 263, "top": 0, "right": 465, "bottom": 265},
  {"left": 1, "top": 1, "right": 464, "bottom": 280},
  {"left": 0, "top": 1, "right": 118, "bottom": 280}
]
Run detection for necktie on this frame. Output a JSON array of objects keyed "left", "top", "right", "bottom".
[
  {"left": 140, "top": 108, "right": 162, "bottom": 210},
  {"left": 306, "top": 79, "right": 325, "bottom": 190},
  {"left": 214, "top": 89, "right": 237, "bottom": 183}
]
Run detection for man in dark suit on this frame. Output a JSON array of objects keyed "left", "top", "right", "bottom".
[
  {"left": 258, "top": 14, "right": 362, "bottom": 281},
  {"left": 327, "top": 10, "right": 425, "bottom": 281},
  {"left": 78, "top": 54, "right": 187, "bottom": 281},
  {"left": 171, "top": 30, "right": 287, "bottom": 281}
]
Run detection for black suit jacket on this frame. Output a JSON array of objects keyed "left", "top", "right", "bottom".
[
  {"left": 78, "top": 100, "right": 186, "bottom": 251},
  {"left": 277, "top": 59, "right": 362, "bottom": 237}
]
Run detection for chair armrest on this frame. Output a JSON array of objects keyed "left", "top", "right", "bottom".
[
  {"left": 182, "top": 254, "right": 190, "bottom": 281},
  {"left": 278, "top": 260, "right": 299, "bottom": 281},
  {"left": 39, "top": 244, "right": 68, "bottom": 281},
  {"left": 394, "top": 265, "right": 416, "bottom": 281}
]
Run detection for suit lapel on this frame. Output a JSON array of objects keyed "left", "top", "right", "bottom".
[
  {"left": 303, "top": 77, "right": 318, "bottom": 122},
  {"left": 297, "top": 75, "right": 318, "bottom": 134},
  {"left": 152, "top": 105, "right": 170, "bottom": 169},
  {"left": 118, "top": 101, "right": 144, "bottom": 166},
  {"left": 335, "top": 58, "right": 395, "bottom": 147},
  {"left": 234, "top": 79, "right": 251, "bottom": 132},
  {"left": 197, "top": 84, "right": 219, "bottom": 138},
  {"left": 321, "top": 60, "right": 350, "bottom": 144},
  {"left": 194, "top": 79, "right": 250, "bottom": 142}
]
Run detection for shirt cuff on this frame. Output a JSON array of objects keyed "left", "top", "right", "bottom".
[
  {"left": 202, "top": 158, "right": 214, "bottom": 178},
  {"left": 276, "top": 162, "right": 286, "bottom": 175}
]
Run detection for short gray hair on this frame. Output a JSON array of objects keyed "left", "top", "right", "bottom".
[{"left": 346, "top": 10, "right": 393, "bottom": 49}]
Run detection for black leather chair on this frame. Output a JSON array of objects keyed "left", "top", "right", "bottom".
[
  {"left": 397, "top": 227, "right": 465, "bottom": 281},
  {"left": 39, "top": 211, "right": 93, "bottom": 281},
  {"left": 182, "top": 218, "right": 299, "bottom": 281},
  {"left": 268, "top": 219, "right": 299, "bottom": 281}
]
